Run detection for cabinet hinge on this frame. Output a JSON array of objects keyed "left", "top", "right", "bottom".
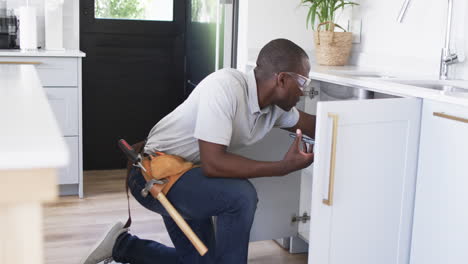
[
  {"left": 292, "top": 212, "right": 310, "bottom": 223},
  {"left": 308, "top": 87, "right": 319, "bottom": 99}
]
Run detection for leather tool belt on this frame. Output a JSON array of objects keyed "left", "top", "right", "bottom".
[
  {"left": 123, "top": 141, "right": 208, "bottom": 255},
  {"left": 124, "top": 140, "right": 197, "bottom": 227},
  {"left": 126, "top": 141, "right": 198, "bottom": 195},
  {"left": 140, "top": 153, "right": 197, "bottom": 195}
]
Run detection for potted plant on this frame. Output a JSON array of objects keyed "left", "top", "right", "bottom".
[{"left": 301, "top": 0, "right": 358, "bottom": 66}]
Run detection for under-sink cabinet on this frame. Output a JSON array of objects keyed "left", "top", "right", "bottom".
[
  {"left": 410, "top": 100, "right": 468, "bottom": 264},
  {"left": 308, "top": 97, "right": 422, "bottom": 264},
  {"left": 236, "top": 81, "right": 423, "bottom": 261},
  {"left": 235, "top": 69, "right": 468, "bottom": 261}
]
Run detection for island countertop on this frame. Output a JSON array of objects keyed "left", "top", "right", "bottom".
[
  {"left": 0, "top": 49, "right": 85, "bottom": 57},
  {"left": 0, "top": 64, "right": 68, "bottom": 169}
]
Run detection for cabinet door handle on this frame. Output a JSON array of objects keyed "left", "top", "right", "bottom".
[
  {"left": 434, "top": 112, "right": 468, "bottom": 124},
  {"left": 323, "top": 113, "right": 339, "bottom": 206},
  {"left": 0, "top": 61, "right": 43, "bottom": 65}
]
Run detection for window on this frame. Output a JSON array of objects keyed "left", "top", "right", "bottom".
[
  {"left": 191, "top": 0, "right": 217, "bottom": 23},
  {"left": 95, "top": 0, "right": 173, "bottom": 21}
]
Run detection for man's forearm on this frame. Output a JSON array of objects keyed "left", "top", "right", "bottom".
[
  {"left": 300, "top": 112, "right": 316, "bottom": 138},
  {"left": 286, "top": 110, "right": 316, "bottom": 139},
  {"left": 202, "top": 151, "right": 290, "bottom": 179}
]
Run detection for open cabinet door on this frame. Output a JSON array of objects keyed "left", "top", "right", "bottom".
[{"left": 309, "top": 98, "right": 421, "bottom": 264}]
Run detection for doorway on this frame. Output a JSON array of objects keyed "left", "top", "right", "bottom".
[{"left": 80, "top": 0, "right": 186, "bottom": 169}]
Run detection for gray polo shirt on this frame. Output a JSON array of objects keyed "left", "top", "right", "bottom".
[{"left": 144, "top": 68, "right": 299, "bottom": 163}]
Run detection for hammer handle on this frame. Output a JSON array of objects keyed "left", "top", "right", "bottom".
[
  {"left": 156, "top": 192, "right": 208, "bottom": 256},
  {"left": 118, "top": 139, "right": 139, "bottom": 163}
]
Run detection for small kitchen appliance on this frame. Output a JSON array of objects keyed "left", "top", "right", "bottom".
[{"left": 0, "top": 8, "right": 19, "bottom": 49}]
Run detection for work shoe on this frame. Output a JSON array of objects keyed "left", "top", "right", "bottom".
[{"left": 79, "top": 221, "right": 128, "bottom": 264}]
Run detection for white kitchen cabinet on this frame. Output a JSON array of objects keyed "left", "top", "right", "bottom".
[
  {"left": 297, "top": 81, "right": 320, "bottom": 243},
  {"left": 0, "top": 54, "right": 84, "bottom": 197},
  {"left": 240, "top": 84, "right": 423, "bottom": 264},
  {"left": 0, "top": 56, "right": 78, "bottom": 86},
  {"left": 410, "top": 100, "right": 468, "bottom": 264},
  {"left": 308, "top": 98, "right": 422, "bottom": 264},
  {"left": 298, "top": 166, "right": 313, "bottom": 241},
  {"left": 59, "top": 137, "right": 79, "bottom": 184},
  {"left": 44, "top": 88, "right": 79, "bottom": 136}
]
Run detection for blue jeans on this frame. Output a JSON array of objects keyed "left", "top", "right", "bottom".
[{"left": 112, "top": 167, "right": 258, "bottom": 264}]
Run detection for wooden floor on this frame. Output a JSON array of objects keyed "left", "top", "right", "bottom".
[{"left": 43, "top": 169, "right": 308, "bottom": 264}]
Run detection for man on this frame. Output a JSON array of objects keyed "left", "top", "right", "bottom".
[{"left": 81, "top": 38, "right": 316, "bottom": 264}]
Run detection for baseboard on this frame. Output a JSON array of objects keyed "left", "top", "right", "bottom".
[
  {"left": 59, "top": 184, "right": 79, "bottom": 196},
  {"left": 274, "top": 238, "right": 290, "bottom": 249},
  {"left": 289, "top": 236, "right": 308, "bottom": 254}
]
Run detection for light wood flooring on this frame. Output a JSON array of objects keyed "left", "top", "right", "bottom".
[{"left": 43, "top": 169, "right": 308, "bottom": 264}]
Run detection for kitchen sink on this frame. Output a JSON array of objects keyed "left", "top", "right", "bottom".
[
  {"left": 327, "top": 69, "right": 395, "bottom": 79},
  {"left": 386, "top": 79, "right": 468, "bottom": 93},
  {"left": 322, "top": 68, "right": 468, "bottom": 97},
  {"left": 352, "top": 73, "right": 393, "bottom": 78}
]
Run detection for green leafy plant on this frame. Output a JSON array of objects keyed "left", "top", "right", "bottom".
[
  {"left": 191, "top": 0, "right": 218, "bottom": 23},
  {"left": 95, "top": 0, "right": 144, "bottom": 20},
  {"left": 301, "top": 0, "right": 358, "bottom": 31}
]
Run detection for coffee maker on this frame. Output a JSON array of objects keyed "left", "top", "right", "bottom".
[{"left": 0, "top": 7, "right": 19, "bottom": 49}]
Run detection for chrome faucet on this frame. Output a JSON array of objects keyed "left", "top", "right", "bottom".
[
  {"left": 439, "top": 0, "right": 458, "bottom": 80},
  {"left": 397, "top": 0, "right": 459, "bottom": 80}
]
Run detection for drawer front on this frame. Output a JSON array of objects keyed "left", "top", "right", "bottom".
[
  {"left": 59, "top": 137, "right": 79, "bottom": 184},
  {"left": 427, "top": 100, "right": 468, "bottom": 121},
  {"left": 0, "top": 57, "right": 78, "bottom": 87},
  {"left": 44, "top": 88, "right": 78, "bottom": 136}
]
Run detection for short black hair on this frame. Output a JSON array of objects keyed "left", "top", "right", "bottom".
[{"left": 255, "top": 39, "right": 308, "bottom": 81}]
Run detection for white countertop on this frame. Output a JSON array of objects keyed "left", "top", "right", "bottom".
[
  {"left": 0, "top": 49, "right": 85, "bottom": 57},
  {"left": 247, "top": 62, "right": 468, "bottom": 107},
  {"left": 0, "top": 64, "right": 69, "bottom": 169},
  {"left": 309, "top": 65, "right": 468, "bottom": 107}
]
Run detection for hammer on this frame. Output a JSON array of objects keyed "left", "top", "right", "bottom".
[
  {"left": 118, "top": 139, "right": 208, "bottom": 256},
  {"left": 141, "top": 178, "right": 208, "bottom": 256}
]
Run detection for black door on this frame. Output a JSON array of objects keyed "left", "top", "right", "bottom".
[
  {"left": 185, "top": 0, "right": 238, "bottom": 93},
  {"left": 80, "top": 0, "right": 186, "bottom": 170},
  {"left": 185, "top": 0, "right": 218, "bottom": 92}
]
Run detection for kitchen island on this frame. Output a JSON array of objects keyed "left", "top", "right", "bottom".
[{"left": 0, "top": 64, "right": 68, "bottom": 264}]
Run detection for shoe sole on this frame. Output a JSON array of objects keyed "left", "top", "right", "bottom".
[{"left": 79, "top": 222, "right": 124, "bottom": 264}]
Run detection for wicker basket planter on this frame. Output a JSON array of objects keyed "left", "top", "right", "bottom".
[{"left": 314, "top": 22, "right": 353, "bottom": 66}]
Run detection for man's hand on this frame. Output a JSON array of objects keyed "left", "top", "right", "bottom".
[
  {"left": 199, "top": 129, "right": 314, "bottom": 178},
  {"left": 281, "top": 129, "right": 314, "bottom": 174}
]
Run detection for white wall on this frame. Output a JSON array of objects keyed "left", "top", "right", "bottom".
[
  {"left": 238, "top": 0, "right": 348, "bottom": 68},
  {"left": 353, "top": 0, "right": 468, "bottom": 79},
  {"left": 240, "top": 0, "right": 468, "bottom": 80},
  {"left": 6, "top": 0, "right": 79, "bottom": 50},
  {"left": 246, "top": 0, "right": 313, "bottom": 61}
]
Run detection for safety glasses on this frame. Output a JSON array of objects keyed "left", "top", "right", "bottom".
[{"left": 283, "top": 72, "right": 312, "bottom": 94}]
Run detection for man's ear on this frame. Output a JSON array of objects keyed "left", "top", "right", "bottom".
[
  {"left": 274, "top": 72, "right": 289, "bottom": 97},
  {"left": 276, "top": 72, "right": 288, "bottom": 89}
]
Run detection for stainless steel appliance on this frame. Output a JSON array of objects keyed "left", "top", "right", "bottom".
[{"left": 185, "top": 0, "right": 238, "bottom": 94}]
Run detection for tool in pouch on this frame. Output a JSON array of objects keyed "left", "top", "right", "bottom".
[{"left": 118, "top": 139, "right": 208, "bottom": 256}]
